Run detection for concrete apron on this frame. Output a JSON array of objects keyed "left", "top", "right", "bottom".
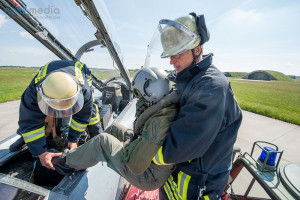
[
  {"left": 0, "top": 100, "right": 299, "bottom": 163},
  {"left": 0, "top": 100, "right": 20, "bottom": 141}
]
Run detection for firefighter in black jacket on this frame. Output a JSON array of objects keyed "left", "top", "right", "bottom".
[
  {"left": 11, "top": 60, "right": 102, "bottom": 170},
  {"left": 148, "top": 13, "right": 243, "bottom": 199}
]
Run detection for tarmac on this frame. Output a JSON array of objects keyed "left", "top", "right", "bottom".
[{"left": 0, "top": 100, "right": 299, "bottom": 163}]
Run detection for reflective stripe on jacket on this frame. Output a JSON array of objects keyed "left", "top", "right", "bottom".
[
  {"left": 159, "top": 54, "right": 242, "bottom": 200},
  {"left": 18, "top": 60, "right": 97, "bottom": 156}
]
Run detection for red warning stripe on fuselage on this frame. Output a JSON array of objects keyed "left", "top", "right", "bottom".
[{"left": 125, "top": 185, "right": 159, "bottom": 200}]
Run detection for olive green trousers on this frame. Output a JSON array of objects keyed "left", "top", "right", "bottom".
[{"left": 66, "top": 123, "right": 175, "bottom": 191}]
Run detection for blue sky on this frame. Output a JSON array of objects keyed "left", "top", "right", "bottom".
[{"left": 0, "top": 0, "right": 300, "bottom": 75}]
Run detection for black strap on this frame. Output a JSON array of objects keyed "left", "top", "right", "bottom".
[{"left": 191, "top": 46, "right": 203, "bottom": 64}]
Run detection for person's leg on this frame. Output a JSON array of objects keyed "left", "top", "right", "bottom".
[
  {"left": 66, "top": 133, "right": 174, "bottom": 191},
  {"left": 104, "top": 123, "right": 133, "bottom": 142}
]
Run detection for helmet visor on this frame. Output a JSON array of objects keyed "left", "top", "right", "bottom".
[
  {"left": 37, "top": 84, "right": 84, "bottom": 118},
  {"left": 143, "top": 19, "right": 200, "bottom": 69},
  {"left": 159, "top": 19, "right": 200, "bottom": 58}
]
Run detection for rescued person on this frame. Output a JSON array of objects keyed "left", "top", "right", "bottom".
[{"left": 52, "top": 67, "right": 179, "bottom": 191}]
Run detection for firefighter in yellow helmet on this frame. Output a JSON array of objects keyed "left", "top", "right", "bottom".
[
  {"left": 39, "top": 72, "right": 81, "bottom": 113},
  {"left": 11, "top": 60, "right": 102, "bottom": 170},
  {"left": 37, "top": 71, "right": 83, "bottom": 117}
]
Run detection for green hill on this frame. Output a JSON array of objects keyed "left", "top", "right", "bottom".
[
  {"left": 265, "top": 70, "right": 293, "bottom": 82},
  {"left": 224, "top": 72, "right": 248, "bottom": 78}
]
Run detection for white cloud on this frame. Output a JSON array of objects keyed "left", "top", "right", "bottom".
[
  {"left": 0, "top": 14, "right": 9, "bottom": 28},
  {"left": 80, "top": 51, "right": 114, "bottom": 69},
  {"left": 223, "top": 9, "right": 263, "bottom": 28},
  {"left": 285, "top": 63, "right": 295, "bottom": 68},
  {"left": 211, "top": 8, "right": 264, "bottom": 45},
  {"left": 19, "top": 32, "right": 35, "bottom": 39},
  {"left": 122, "top": 43, "right": 146, "bottom": 51},
  {"left": 233, "top": 9, "right": 262, "bottom": 23}
]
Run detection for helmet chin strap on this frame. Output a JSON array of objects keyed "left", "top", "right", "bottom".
[{"left": 191, "top": 46, "right": 202, "bottom": 64}]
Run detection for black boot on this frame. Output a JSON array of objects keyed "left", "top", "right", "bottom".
[
  {"left": 52, "top": 155, "right": 75, "bottom": 176},
  {"left": 9, "top": 137, "right": 26, "bottom": 152}
]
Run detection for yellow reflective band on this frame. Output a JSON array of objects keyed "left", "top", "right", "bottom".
[
  {"left": 79, "top": 62, "right": 84, "bottom": 70},
  {"left": 163, "top": 172, "right": 192, "bottom": 200},
  {"left": 153, "top": 154, "right": 160, "bottom": 165},
  {"left": 168, "top": 176, "right": 180, "bottom": 199},
  {"left": 22, "top": 126, "right": 45, "bottom": 143},
  {"left": 74, "top": 0, "right": 80, "bottom": 6},
  {"left": 163, "top": 185, "right": 172, "bottom": 200},
  {"left": 35, "top": 61, "right": 51, "bottom": 83},
  {"left": 204, "top": 195, "right": 210, "bottom": 200},
  {"left": 163, "top": 181, "right": 175, "bottom": 200},
  {"left": 88, "top": 76, "right": 92, "bottom": 86},
  {"left": 89, "top": 104, "right": 100, "bottom": 125},
  {"left": 75, "top": 61, "right": 81, "bottom": 68},
  {"left": 70, "top": 119, "right": 87, "bottom": 132},
  {"left": 95, "top": 103, "right": 99, "bottom": 113},
  {"left": 178, "top": 171, "right": 191, "bottom": 200},
  {"left": 76, "top": 61, "right": 84, "bottom": 70},
  {"left": 88, "top": 115, "right": 100, "bottom": 125},
  {"left": 153, "top": 146, "right": 168, "bottom": 165},
  {"left": 75, "top": 61, "right": 84, "bottom": 84}
]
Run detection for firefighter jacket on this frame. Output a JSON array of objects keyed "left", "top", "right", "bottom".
[
  {"left": 18, "top": 60, "right": 101, "bottom": 156},
  {"left": 153, "top": 54, "right": 243, "bottom": 200}
]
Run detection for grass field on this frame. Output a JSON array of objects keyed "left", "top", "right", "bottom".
[
  {"left": 0, "top": 68, "right": 134, "bottom": 103},
  {"left": 230, "top": 79, "right": 300, "bottom": 125},
  {"left": 91, "top": 69, "right": 120, "bottom": 80},
  {"left": 0, "top": 68, "right": 299, "bottom": 125},
  {"left": 0, "top": 68, "right": 39, "bottom": 102}
]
